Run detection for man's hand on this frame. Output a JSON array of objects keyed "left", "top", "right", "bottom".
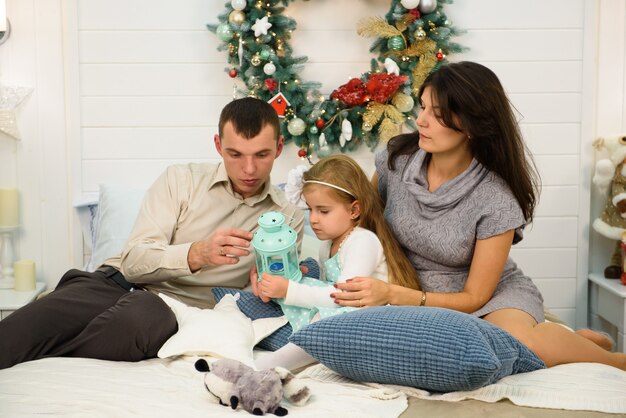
[
  {"left": 187, "top": 228, "right": 253, "bottom": 272},
  {"left": 258, "top": 273, "right": 289, "bottom": 299}
]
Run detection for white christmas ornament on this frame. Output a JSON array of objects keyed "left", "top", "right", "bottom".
[
  {"left": 384, "top": 58, "right": 400, "bottom": 76},
  {"left": 418, "top": 0, "right": 437, "bottom": 14},
  {"left": 319, "top": 132, "right": 326, "bottom": 147},
  {"left": 339, "top": 119, "right": 352, "bottom": 147},
  {"left": 263, "top": 62, "right": 276, "bottom": 75},
  {"left": 251, "top": 16, "right": 272, "bottom": 37},
  {"left": 287, "top": 118, "right": 306, "bottom": 136},
  {"left": 231, "top": 0, "right": 247, "bottom": 11},
  {"left": 400, "top": 0, "right": 420, "bottom": 9},
  {"left": 238, "top": 37, "right": 244, "bottom": 67},
  {"left": 0, "top": 85, "right": 33, "bottom": 140}
]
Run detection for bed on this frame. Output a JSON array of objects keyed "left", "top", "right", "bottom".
[{"left": 1, "top": 184, "right": 625, "bottom": 418}]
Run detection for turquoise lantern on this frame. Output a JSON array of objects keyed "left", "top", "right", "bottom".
[{"left": 251, "top": 211, "right": 301, "bottom": 281}]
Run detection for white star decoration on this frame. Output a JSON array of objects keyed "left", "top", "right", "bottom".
[
  {"left": 0, "top": 85, "right": 32, "bottom": 140},
  {"left": 251, "top": 16, "right": 272, "bottom": 37}
]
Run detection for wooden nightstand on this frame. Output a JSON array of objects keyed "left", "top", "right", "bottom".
[
  {"left": 588, "top": 273, "right": 626, "bottom": 353},
  {"left": 0, "top": 282, "right": 46, "bottom": 320}
]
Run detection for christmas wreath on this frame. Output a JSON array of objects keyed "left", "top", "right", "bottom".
[{"left": 208, "top": 0, "right": 463, "bottom": 158}]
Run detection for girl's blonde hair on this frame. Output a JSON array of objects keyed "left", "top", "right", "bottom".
[{"left": 303, "top": 155, "right": 420, "bottom": 290}]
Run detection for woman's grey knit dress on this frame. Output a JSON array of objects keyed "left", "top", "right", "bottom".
[{"left": 376, "top": 148, "right": 544, "bottom": 323}]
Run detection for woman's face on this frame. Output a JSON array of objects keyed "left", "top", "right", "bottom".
[{"left": 416, "top": 86, "right": 469, "bottom": 156}]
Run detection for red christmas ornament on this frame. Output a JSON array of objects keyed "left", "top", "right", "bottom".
[
  {"left": 228, "top": 68, "right": 238, "bottom": 78},
  {"left": 315, "top": 118, "right": 325, "bottom": 129},
  {"left": 408, "top": 9, "right": 421, "bottom": 20},
  {"left": 436, "top": 49, "right": 445, "bottom": 61},
  {"left": 264, "top": 78, "right": 278, "bottom": 92},
  {"left": 297, "top": 148, "right": 307, "bottom": 158}
]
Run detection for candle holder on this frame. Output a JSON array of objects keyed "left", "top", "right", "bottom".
[
  {"left": 251, "top": 211, "right": 301, "bottom": 282},
  {"left": 0, "top": 226, "right": 18, "bottom": 289}
]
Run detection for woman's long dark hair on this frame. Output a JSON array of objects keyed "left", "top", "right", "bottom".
[{"left": 387, "top": 61, "right": 540, "bottom": 223}]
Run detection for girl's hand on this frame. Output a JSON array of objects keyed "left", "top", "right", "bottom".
[
  {"left": 259, "top": 273, "right": 289, "bottom": 299},
  {"left": 331, "top": 277, "right": 391, "bottom": 307},
  {"left": 249, "top": 265, "right": 271, "bottom": 302}
]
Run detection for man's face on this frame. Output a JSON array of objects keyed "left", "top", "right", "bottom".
[{"left": 215, "top": 121, "right": 283, "bottom": 199}]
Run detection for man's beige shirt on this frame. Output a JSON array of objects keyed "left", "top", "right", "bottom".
[{"left": 104, "top": 162, "right": 304, "bottom": 308}]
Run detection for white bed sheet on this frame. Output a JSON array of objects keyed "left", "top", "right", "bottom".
[
  {"left": 301, "top": 362, "right": 626, "bottom": 415},
  {"left": 0, "top": 356, "right": 407, "bottom": 418}
]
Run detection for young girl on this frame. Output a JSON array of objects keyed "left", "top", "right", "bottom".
[{"left": 253, "top": 154, "right": 420, "bottom": 370}]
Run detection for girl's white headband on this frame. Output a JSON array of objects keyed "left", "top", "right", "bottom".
[
  {"left": 284, "top": 165, "right": 356, "bottom": 209},
  {"left": 303, "top": 180, "right": 356, "bottom": 198}
]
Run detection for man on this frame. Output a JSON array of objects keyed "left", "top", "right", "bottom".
[{"left": 0, "top": 97, "right": 304, "bottom": 369}]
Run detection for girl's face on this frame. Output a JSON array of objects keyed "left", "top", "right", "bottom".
[
  {"left": 416, "top": 86, "right": 469, "bottom": 156},
  {"left": 302, "top": 184, "right": 357, "bottom": 243}
]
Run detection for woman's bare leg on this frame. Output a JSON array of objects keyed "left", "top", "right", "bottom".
[{"left": 483, "top": 309, "right": 626, "bottom": 371}]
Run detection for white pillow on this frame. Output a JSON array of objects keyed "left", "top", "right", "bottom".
[
  {"left": 86, "top": 184, "right": 146, "bottom": 271},
  {"left": 157, "top": 293, "right": 287, "bottom": 366}
]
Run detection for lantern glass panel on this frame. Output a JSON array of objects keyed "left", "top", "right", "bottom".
[
  {"left": 287, "top": 247, "right": 299, "bottom": 277},
  {"left": 268, "top": 255, "right": 285, "bottom": 275}
]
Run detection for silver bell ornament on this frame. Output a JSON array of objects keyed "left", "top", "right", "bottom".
[{"left": 418, "top": 0, "right": 437, "bottom": 14}]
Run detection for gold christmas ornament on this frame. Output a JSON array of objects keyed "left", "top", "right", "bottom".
[
  {"left": 251, "top": 54, "right": 262, "bottom": 66},
  {"left": 415, "top": 27, "right": 427, "bottom": 41},
  {"left": 392, "top": 93, "right": 415, "bottom": 113},
  {"left": 229, "top": 10, "right": 246, "bottom": 24}
]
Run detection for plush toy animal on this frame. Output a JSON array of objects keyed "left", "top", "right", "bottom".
[
  {"left": 592, "top": 134, "right": 626, "bottom": 278},
  {"left": 194, "top": 358, "right": 311, "bottom": 416}
]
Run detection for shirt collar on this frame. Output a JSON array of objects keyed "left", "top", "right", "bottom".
[{"left": 209, "top": 162, "right": 284, "bottom": 206}]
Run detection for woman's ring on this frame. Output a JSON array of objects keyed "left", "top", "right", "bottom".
[
  {"left": 220, "top": 246, "right": 225, "bottom": 256},
  {"left": 359, "top": 299, "right": 363, "bottom": 307}
]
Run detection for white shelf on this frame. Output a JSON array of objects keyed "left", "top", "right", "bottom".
[
  {"left": 0, "top": 282, "right": 47, "bottom": 310},
  {"left": 588, "top": 273, "right": 626, "bottom": 298}
]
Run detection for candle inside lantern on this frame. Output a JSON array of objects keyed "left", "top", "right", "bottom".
[
  {"left": 0, "top": 188, "right": 19, "bottom": 227},
  {"left": 13, "top": 259, "right": 36, "bottom": 291}
]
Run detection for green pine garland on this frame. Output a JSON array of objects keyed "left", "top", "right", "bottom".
[{"left": 208, "top": 0, "right": 464, "bottom": 158}]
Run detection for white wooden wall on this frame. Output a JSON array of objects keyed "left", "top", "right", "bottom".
[{"left": 1, "top": 0, "right": 616, "bottom": 328}]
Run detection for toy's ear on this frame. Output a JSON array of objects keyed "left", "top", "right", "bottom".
[{"left": 195, "top": 359, "right": 210, "bottom": 372}]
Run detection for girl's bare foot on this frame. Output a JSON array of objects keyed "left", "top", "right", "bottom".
[{"left": 576, "top": 329, "right": 614, "bottom": 351}]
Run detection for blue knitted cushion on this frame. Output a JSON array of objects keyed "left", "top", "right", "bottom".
[{"left": 289, "top": 306, "right": 545, "bottom": 392}]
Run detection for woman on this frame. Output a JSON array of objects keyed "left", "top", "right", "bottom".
[{"left": 332, "top": 61, "right": 626, "bottom": 371}]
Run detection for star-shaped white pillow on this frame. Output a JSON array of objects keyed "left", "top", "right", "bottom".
[{"left": 157, "top": 293, "right": 287, "bottom": 366}]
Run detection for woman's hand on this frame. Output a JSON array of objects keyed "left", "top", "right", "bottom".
[
  {"left": 258, "top": 273, "right": 289, "bottom": 299},
  {"left": 331, "top": 277, "right": 391, "bottom": 307}
]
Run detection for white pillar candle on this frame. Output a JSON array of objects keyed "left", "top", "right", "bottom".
[
  {"left": 0, "top": 188, "right": 19, "bottom": 227},
  {"left": 13, "top": 259, "right": 35, "bottom": 291},
  {"left": 0, "top": 0, "right": 6, "bottom": 32}
]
